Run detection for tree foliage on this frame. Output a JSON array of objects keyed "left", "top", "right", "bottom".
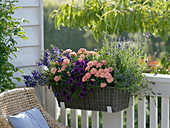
[
  {"left": 44, "top": 0, "right": 99, "bottom": 51},
  {"left": 51, "top": 0, "right": 170, "bottom": 41},
  {"left": 0, "top": 0, "right": 26, "bottom": 92}
]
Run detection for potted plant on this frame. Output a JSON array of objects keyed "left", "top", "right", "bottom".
[{"left": 23, "top": 39, "right": 149, "bottom": 112}]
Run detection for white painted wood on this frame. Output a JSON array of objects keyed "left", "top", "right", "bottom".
[
  {"left": 15, "top": 0, "right": 40, "bottom": 7},
  {"left": 39, "top": 0, "right": 44, "bottom": 51},
  {"left": 150, "top": 96, "right": 158, "bottom": 128},
  {"left": 9, "top": 46, "right": 41, "bottom": 68},
  {"left": 138, "top": 98, "right": 146, "bottom": 128},
  {"left": 81, "top": 110, "right": 88, "bottom": 128},
  {"left": 127, "top": 104, "right": 134, "bottom": 128},
  {"left": 161, "top": 97, "right": 169, "bottom": 128},
  {"left": 14, "top": 8, "right": 40, "bottom": 26},
  {"left": 103, "top": 111, "right": 123, "bottom": 128},
  {"left": 71, "top": 109, "right": 78, "bottom": 128},
  {"left": 60, "top": 108, "right": 68, "bottom": 126},
  {"left": 145, "top": 73, "right": 170, "bottom": 83},
  {"left": 15, "top": 26, "right": 40, "bottom": 47},
  {"left": 91, "top": 111, "right": 99, "bottom": 128},
  {"left": 45, "top": 88, "right": 56, "bottom": 118}
]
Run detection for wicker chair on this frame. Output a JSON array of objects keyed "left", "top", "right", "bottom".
[{"left": 0, "top": 87, "right": 67, "bottom": 128}]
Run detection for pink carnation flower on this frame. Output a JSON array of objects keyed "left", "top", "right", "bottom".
[
  {"left": 85, "top": 72, "right": 91, "bottom": 79},
  {"left": 82, "top": 76, "right": 88, "bottom": 82},
  {"left": 98, "top": 68, "right": 104, "bottom": 73},
  {"left": 51, "top": 68, "right": 57, "bottom": 74},
  {"left": 102, "top": 60, "right": 107, "bottom": 65},
  {"left": 104, "top": 68, "right": 110, "bottom": 73},
  {"left": 61, "top": 66, "right": 67, "bottom": 71},
  {"left": 80, "top": 54, "right": 86, "bottom": 59},
  {"left": 106, "top": 77, "right": 114, "bottom": 83},
  {"left": 54, "top": 76, "right": 60, "bottom": 82},
  {"left": 104, "top": 72, "right": 112, "bottom": 79},
  {"left": 85, "top": 66, "right": 90, "bottom": 71},
  {"left": 69, "top": 52, "right": 77, "bottom": 56},
  {"left": 95, "top": 71, "right": 100, "bottom": 77},
  {"left": 63, "top": 49, "right": 72, "bottom": 53},
  {"left": 87, "top": 61, "right": 94, "bottom": 67},
  {"left": 96, "top": 63, "right": 103, "bottom": 68},
  {"left": 77, "top": 48, "right": 87, "bottom": 54},
  {"left": 93, "top": 61, "right": 98, "bottom": 66},
  {"left": 100, "top": 83, "right": 107, "bottom": 88},
  {"left": 108, "top": 67, "right": 113, "bottom": 72},
  {"left": 88, "top": 51, "right": 95, "bottom": 55},
  {"left": 63, "top": 59, "right": 70, "bottom": 65},
  {"left": 90, "top": 68, "right": 98, "bottom": 74},
  {"left": 100, "top": 73, "right": 105, "bottom": 78}
]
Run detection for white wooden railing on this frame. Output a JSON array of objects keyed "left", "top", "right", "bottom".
[{"left": 44, "top": 73, "right": 170, "bottom": 128}]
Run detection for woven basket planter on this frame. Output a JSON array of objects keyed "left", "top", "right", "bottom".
[{"left": 55, "top": 87, "right": 131, "bottom": 112}]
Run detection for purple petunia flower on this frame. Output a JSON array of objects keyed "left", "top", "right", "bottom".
[
  {"left": 70, "top": 74, "right": 75, "bottom": 79},
  {"left": 73, "top": 68, "right": 79, "bottom": 73},
  {"left": 67, "top": 79, "right": 74, "bottom": 85},
  {"left": 89, "top": 80, "right": 95, "bottom": 86},
  {"left": 75, "top": 76, "right": 80, "bottom": 80},
  {"left": 79, "top": 68, "right": 85, "bottom": 75},
  {"left": 82, "top": 87, "right": 87, "bottom": 94},
  {"left": 62, "top": 91, "right": 67, "bottom": 96},
  {"left": 79, "top": 93, "right": 85, "bottom": 98},
  {"left": 69, "top": 87, "right": 76, "bottom": 93},
  {"left": 76, "top": 82, "right": 83, "bottom": 87},
  {"left": 65, "top": 95, "right": 72, "bottom": 101},
  {"left": 74, "top": 61, "right": 81, "bottom": 66},
  {"left": 89, "top": 88, "right": 94, "bottom": 92},
  {"left": 57, "top": 56, "right": 64, "bottom": 63},
  {"left": 84, "top": 60, "right": 89, "bottom": 64}
]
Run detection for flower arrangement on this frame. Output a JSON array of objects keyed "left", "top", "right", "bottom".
[{"left": 23, "top": 40, "right": 148, "bottom": 101}]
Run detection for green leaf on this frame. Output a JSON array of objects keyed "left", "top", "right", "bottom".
[{"left": 14, "top": 77, "right": 22, "bottom": 82}]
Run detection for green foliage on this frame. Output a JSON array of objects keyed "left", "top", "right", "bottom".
[
  {"left": 0, "top": 0, "right": 26, "bottom": 92},
  {"left": 44, "top": 0, "right": 99, "bottom": 51},
  {"left": 51, "top": 0, "right": 170, "bottom": 41}
]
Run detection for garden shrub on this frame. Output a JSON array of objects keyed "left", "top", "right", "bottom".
[{"left": 0, "top": 0, "right": 26, "bottom": 92}]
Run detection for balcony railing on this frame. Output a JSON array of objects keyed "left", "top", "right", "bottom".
[{"left": 42, "top": 73, "right": 170, "bottom": 128}]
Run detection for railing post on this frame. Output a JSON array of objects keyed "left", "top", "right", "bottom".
[{"left": 103, "top": 111, "right": 123, "bottom": 128}]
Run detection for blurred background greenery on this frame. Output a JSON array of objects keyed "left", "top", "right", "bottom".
[{"left": 44, "top": 0, "right": 170, "bottom": 57}]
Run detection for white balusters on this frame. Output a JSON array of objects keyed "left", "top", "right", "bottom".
[
  {"left": 138, "top": 97, "right": 146, "bottom": 128},
  {"left": 92, "top": 111, "right": 99, "bottom": 128},
  {"left": 127, "top": 104, "right": 134, "bottom": 128},
  {"left": 71, "top": 109, "right": 78, "bottom": 128},
  {"left": 103, "top": 111, "right": 123, "bottom": 128},
  {"left": 161, "top": 97, "right": 169, "bottom": 128},
  {"left": 81, "top": 110, "right": 89, "bottom": 128},
  {"left": 60, "top": 108, "right": 68, "bottom": 126},
  {"left": 150, "top": 96, "right": 158, "bottom": 128}
]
